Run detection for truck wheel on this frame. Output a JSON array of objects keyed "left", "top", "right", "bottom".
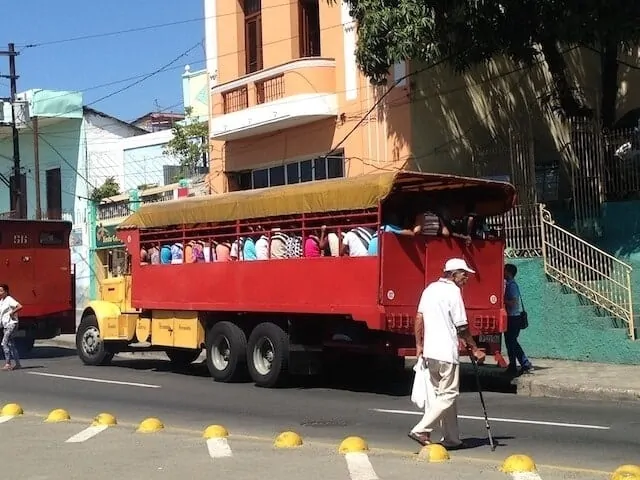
[
  {"left": 247, "top": 322, "right": 289, "bottom": 388},
  {"left": 205, "top": 321, "right": 248, "bottom": 382},
  {"left": 165, "top": 348, "right": 201, "bottom": 367},
  {"left": 76, "top": 314, "right": 114, "bottom": 366}
]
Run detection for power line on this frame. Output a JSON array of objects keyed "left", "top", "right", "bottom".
[{"left": 19, "top": 0, "right": 301, "bottom": 49}]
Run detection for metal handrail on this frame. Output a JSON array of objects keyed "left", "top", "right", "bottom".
[{"left": 540, "top": 204, "right": 635, "bottom": 340}]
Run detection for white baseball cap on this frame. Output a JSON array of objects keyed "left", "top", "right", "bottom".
[{"left": 444, "top": 258, "right": 476, "bottom": 274}]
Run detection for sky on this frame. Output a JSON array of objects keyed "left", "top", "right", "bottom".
[{"left": 1, "top": 0, "right": 206, "bottom": 122}]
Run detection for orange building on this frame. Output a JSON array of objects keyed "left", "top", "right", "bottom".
[{"left": 205, "top": 0, "right": 413, "bottom": 193}]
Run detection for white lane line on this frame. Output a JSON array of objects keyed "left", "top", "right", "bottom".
[
  {"left": 0, "top": 416, "right": 15, "bottom": 424},
  {"left": 371, "top": 408, "right": 610, "bottom": 430},
  {"left": 27, "top": 372, "right": 161, "bottom": 389},
  {"left": 206, "top": 438, "right": 233, "bottom": 458},
  {"left": 66, "top": 425, "right": 109, "bottom": 443},
  {"left": 345, "top": 452, "right": 379, "bottom": 480},
  {"left": 510, "top": 473, "right": 543, "bottom": 480}
]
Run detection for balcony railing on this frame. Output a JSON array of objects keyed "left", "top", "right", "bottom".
[
  {"left": 212, "top": 57, "right": 336, "bottom": 116},
  {"left": 256, "top": 75, "right": 285, "bottom": 104},
  {"left": 97, "top": 201, "right": 130, "bottom": 221},
  {"left": 223, "top": 87, "right": 249, "bottom": 114}
]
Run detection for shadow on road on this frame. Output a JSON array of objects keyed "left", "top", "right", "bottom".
[
  {"left": 11, "top": 346, "right": 77, "bottom": 360},
  {"left": 32, "top": 346, "right": 518, "bottom": 396}
]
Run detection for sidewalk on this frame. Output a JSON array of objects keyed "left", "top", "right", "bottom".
[{"left": 39, "top": 335, "right": 640, "bottom": 403}]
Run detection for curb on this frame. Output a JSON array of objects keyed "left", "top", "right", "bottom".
[{"left": 514, "top": 376, "right": 640, "bottom": 404}]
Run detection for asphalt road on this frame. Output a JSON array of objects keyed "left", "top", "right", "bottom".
[{"left": 1, "top": 344, "right": 637, "bottom": 476}]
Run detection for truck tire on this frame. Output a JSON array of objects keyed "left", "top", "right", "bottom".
[
  {"left": 76, "top": 314, "right": 114, "bottom": 366},
  {"left": 165, "top": 348, "right": 201, "bottom": 367},
  {"left": 247, "top": 322, "right": 289, "bottom": 388},
  {"left": 205, "top": 321, "right": 248, "bottom": 383}
]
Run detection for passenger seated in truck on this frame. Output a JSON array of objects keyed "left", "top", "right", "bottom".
[
  {"left": 321, "top": 229, "right": 344, "bottom": 257},
  {"left": 269, "top": 228, "right": 289, "bottom": 259},
  {"left": 242, "top": 227, "right": 260, "bottom": 261},
  {"left": 458, "top": 201, "right": 496, "bottom": 240},
  {"left": 341, "top": 226, "right": 374, "bottom": 257},
  {"left": 368, "top": 214, "right": 415, "bottom": 255},
  {"left": 193, "top": 240, "right": 206, "bottom": 263},
  {"left": 414, "top": 210, "right": 448, "bottom": 237},
  {"left": 149, "top": 244, "right": 161, "bottom": 264},
  {"left": 285, "top": 231, "right": 303, "bottom": 258},
  {"left": 304, "top": 228, "right": 322, "bottom": 257},
  {"left": 255, "top": 231, "right": 269, "bottom": 260},
  {"left": 216, "top": 240, "right": 232, "bottom": 262},
  {"left": 170, "top": 242, "right": 184, "bottom": 264},
  {"left": 140, "top": 245, "right": 149, "bottom": 265},
  {"left": 160, "top": 243, "right": 172, "bottom": 264},
  {"left": 185, "top": 241, "right": 195, "bottom": 263},
  {"left": 230, "top": 238, "right": 242, "bottom": 260},
  {"left": 203, "top": 240, "right": 214, "bottom": 262}
]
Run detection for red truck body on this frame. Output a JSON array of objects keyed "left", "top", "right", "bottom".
[
  {"left": 0, "top": 219, "right": 76, "bottom": 347},
  {"left": 110, "top": 171, "right": 515, "bottom": 374}
]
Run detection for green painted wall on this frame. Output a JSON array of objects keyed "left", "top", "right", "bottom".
[{"left": 511, "top": 258, "right": 640, "bottom": 364}]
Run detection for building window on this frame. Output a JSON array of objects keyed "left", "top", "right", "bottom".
[
  {"left": 233, "top": 150, "right": 345, "bottom": 191},
  {"left": 46, "top": 168, "right": 62, "bottom": 220},
  {"left": 243, "top": 0, "right": 263, "bottom": 74},
  {"left": 299, "top": 0, "right": 321, "bottom": 57}
]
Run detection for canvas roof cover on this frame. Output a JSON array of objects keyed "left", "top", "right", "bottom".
[{"left": 118, "top": 171, "right": 516, "bottom": 230}]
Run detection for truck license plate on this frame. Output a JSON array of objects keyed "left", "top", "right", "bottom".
[{"left": 479, "top": 334, "right": 500, "bottom": 344}]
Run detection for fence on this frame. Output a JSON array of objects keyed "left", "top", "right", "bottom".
[
  {"left": 540, "top": 205, "right": 635, "bottom": 340},
  {"left": 489, "top": 203, "right": 543, "bottom": 257}
]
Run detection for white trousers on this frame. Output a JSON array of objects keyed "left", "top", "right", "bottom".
[{"left": 410, "top": 358, "right": 460, "bottom": 444}]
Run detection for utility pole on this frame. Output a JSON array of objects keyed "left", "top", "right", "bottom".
[
  {"left": 0, "top": 43, "right": 22, "bottom": 218},
  {"left": 33, "top": 115, "right": 42, "bottom": 219}
]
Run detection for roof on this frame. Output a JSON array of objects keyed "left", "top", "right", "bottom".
[
  {"left": 118, "top": 171, "right": 516, "bottom": 230},
  {"left": 83, "top": 107, "right": 147, "bottom": 134}
]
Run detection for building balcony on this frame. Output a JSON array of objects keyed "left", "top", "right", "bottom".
[{"left": 210, "top": 57, "right": 338, "bottom": 141}]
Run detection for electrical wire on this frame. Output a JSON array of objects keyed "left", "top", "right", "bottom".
[{"left": 19, "top": 0, "right": 303, "bottom": 49}]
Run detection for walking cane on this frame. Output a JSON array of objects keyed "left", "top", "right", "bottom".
[{"left": 467, "top": 346, "right": 496, "bottom": 451}]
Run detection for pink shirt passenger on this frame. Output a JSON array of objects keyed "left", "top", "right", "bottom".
[
  {"left": 215, "top": 242, "right": 232, "bottom": 262},
  {"left": 304, "top": 236, "right": 321, "bottom": 257}
]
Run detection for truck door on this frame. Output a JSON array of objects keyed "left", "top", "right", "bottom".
[
  {"left": 379, "top": 232, "right": 428, "bottom": 306},
  {"left": 424, "top": 237, "right": 505, "bottom": 311}
]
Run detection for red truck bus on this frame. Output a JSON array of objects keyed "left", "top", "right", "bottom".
[
  {"left": 76, "top": 171, "right": 515, "bottom": 387},
  {"left": 0, "top": 219, "right": 76, "bottom": 352}
]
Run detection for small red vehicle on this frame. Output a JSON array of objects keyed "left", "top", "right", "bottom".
[
  {"left": 76, "top": 171, "right": 515, "bottom": 387},
  {"left": 0, "top": 219, "right": 76, "bottom": 352}
]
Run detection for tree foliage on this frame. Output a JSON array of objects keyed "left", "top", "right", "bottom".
[
  {"left": 163, "top": 107, "right": 209, "bottom": 179},
  {"left": 341, "top": 0, "right": 640, "bottom": 127},
  {"left": 90, "top": 176, "right": 120, "bottom": 202}
]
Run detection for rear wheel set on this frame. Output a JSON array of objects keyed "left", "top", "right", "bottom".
[{"left": 205, "top": 321, "right": 290, "bottom": 388}]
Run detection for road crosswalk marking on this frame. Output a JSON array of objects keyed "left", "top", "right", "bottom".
[
  {"left": 206, "top": 437, "right": 233, "bottom": 458},
  {"left": 66, "top": 425, "right": 109, "bottom": 443}
]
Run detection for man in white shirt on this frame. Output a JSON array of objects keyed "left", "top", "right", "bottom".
[{"left": 408, "top": 258, "right": 485, "bottom": 449}]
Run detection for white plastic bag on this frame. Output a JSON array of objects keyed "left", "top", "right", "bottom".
[{"left": 411, "top": 358, "right": 429, "bottom": 409}]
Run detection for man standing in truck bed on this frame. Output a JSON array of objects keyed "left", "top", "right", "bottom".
[{"left": 409, "top": 258, "right": 486, "bottom": 448}]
